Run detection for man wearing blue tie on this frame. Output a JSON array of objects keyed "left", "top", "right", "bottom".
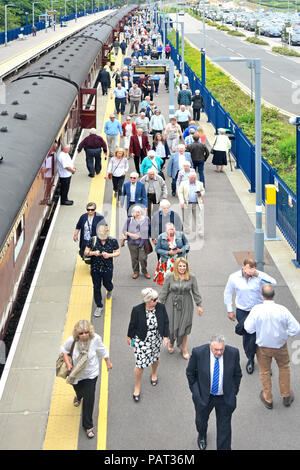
[{"left": 186, "top": 335, "right": 242, "bottom": 450}]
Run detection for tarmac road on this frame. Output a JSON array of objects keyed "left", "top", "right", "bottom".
[{"left": 170, "top": 13, "right": 300, "bottom": 116}]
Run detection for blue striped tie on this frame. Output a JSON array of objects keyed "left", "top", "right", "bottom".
[{"left": 211, "top": 357, "right": 219, "bottom": 395}]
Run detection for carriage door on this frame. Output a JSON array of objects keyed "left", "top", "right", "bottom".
[{"left": 79, "top": 88, "right": 97, "bottom": 129}]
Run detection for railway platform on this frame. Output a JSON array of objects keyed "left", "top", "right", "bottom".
[{"left": 0, "top": 43, "right": 300, "bottom": 451}]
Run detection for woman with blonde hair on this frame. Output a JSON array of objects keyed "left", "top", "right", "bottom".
[
  {"left": 159, "top": 257, "right": 203, "bottom": 360},
  {"left": 106, "top": 148, "right": 128, "bottom": 201},
  {"left": 127, "top": 288, "right": 169, "bottom": 402},
  {"left": 61, "top": 319, "right": 112, "bottom": 439}
]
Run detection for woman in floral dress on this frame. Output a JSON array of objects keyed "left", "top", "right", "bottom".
[{"left": 127, "top": 288, "right": 169, "bottom": 402}]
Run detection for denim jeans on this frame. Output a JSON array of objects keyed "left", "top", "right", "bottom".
[{"left": 192, "top": 160, "right": 205, "bottom": 187}]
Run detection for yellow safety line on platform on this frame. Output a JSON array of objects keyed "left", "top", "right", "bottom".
[
  {"left": 43, "top": 50, "right": 122, "bottom": 450},
  {"left": 97, "top": 192, "right": 117, "bottom": 451}
]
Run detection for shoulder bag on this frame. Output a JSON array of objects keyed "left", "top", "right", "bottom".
[
  {"left": 83, "top": 236, "right": 97, "bottom": 265},
  {"left": 107, "top": 158, "right": 123, "bottom": 179},
  {"left": 56, "top": 339, "right": 76, "bottom": 379}
]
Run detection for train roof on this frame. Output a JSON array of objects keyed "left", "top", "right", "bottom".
[{"left": 0, "top": 6, "right": 135, "bottom": 252}]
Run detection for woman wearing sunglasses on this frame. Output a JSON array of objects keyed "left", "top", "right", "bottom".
[
  {"left": 127, "top": 288, "right": 169, "bottom": 402},
  {"left": 73, "top": 202, "right": 106, "bottom": 259},
  {"left": 61, "top": 320, "right": 112, "bottom": 439}
]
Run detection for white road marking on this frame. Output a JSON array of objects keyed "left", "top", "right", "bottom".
[
  {"left": 280, "top": 75, "right": 297, "bottom": 85},
  {"left": 263, "top": 66, "right": 275, "bottom": 73}
]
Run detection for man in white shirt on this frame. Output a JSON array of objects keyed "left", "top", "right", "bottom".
[
  {"left": 244, "top": 284, "right": 300, "bottom": 409},
  {"left": 57, "top": 145, "right": 76, "bottom": 205},
  {"left": 178, "top": 171, "right": 205, "bottom": 237},
  {"left": 224, "top": 258, "right": 277, "bottom": 374}
]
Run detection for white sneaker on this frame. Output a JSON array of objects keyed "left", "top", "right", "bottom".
[{"left": 94, "top": 307, "right": 103, "bottom": 317}]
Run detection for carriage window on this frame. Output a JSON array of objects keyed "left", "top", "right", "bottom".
[{"left": 14, "top": 216, "right": 24, "bottom": 262}]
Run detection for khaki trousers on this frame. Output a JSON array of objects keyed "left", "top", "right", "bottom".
[
  {"left": 182, "top": 202, "right": 204, "bottom": 236},
  {"left": 128, "top": 243, "right": 148, "bottom": 275},
  {"left": 256, "top": 342, "right": 291, "bottom": 403}
]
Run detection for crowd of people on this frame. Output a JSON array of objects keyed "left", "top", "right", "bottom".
[{"left": 57, "top": 10, "right": 300, "bottom": 450}]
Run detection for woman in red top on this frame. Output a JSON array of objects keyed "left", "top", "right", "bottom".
[{"left": 122, "top": 117, "right": 137, "bottom": 158}]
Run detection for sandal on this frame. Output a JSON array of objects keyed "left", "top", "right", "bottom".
[
  {"left": 133, "top": 394, "right": 140, "bottom": 402},
  {"left": 86, "top": 428, "right": 95, "bottom": 439},
  {"left": 181, "top": 349, "right": 190, "bottom": 360},
  {"left": 168, "top": 344, "right": 174, "bottom": 354},
  {"left": 151, "top": 377, "right": 158, "bottom": 387}
]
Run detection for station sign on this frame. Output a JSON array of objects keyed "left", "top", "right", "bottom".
[{"left": 134, "top": 65, "right": 166, "bottom": 75}]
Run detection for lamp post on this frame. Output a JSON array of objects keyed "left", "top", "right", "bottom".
[
  {"left": 212, "top": 56, "right": 264, "bottom": 271},
  {"left": 5, "top": 4, "right": 15, "bottom": 46},
  {"left": 289, "top": 116, "right": 300, "bottom": 267},
  {"left": 173, "top": 21, "right": 185, "bottom": 92},
  {"left": 32, "top": 2, "right": 39, "bottom": 26},
  {"left": 65, "top": 0, "right": 71, "bottom": 16},
  {"left": 201, "top": 0, "right": 206, "bottom": 86}
]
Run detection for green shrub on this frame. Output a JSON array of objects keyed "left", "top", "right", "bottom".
[
  {"left": 227, "top": 30, "right": 246, "bottom": 37},
  {"left": 272, "top": 46, "right": 300, "bottom": 57},
  {"left": 246, "top": 37, "right": 270, "bottom": 46}
]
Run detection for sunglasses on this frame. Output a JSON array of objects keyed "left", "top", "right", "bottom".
[
  {"left": 151, "top": 298, "right": 158, "bottom": 302},
  {"left": 79, "top": 331, "right": 90, "bottom": 335},
  {"left": 87, "top": 208, "right": 95, "bottom": 212}
]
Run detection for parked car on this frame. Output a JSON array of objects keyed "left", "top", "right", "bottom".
[{"left": 282, "top": 29, "right": 300, "bottom": 45}]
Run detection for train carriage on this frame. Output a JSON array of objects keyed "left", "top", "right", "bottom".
[{"left": 0, "top": 5, "right": 137, "bottom": 340}]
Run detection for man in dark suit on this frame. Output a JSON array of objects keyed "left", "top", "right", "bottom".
[
  {"left": 96, "top": 67, "right": 111, "bottom": 96},
  {"left": 129, "top": 128, "right": 150, "bottom": 175},
  {"left": 186, "top": 335, "right": 242, "bottom": 450},
  {"left": 120, "top": 172, "right": 148, "bottom": 214}
]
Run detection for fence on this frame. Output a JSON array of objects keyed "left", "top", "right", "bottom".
[
  {"left": 0, "top": 6, "right": 110, "bottom": 45},
  {"left": 164, "top": 31, "right": 297, "bottom": 252}
]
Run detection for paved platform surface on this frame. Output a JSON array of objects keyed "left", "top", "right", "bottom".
[{"left": 0, "top": 39, "right": 300, "bottom": 451}]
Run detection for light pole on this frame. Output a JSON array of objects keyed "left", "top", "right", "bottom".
[
  {"left": 65, "top": 0, "right": 71, "bottom": 16},
  {"left": 201, "top": 0, "right": 206, "bottom": 86},
  {"left": 75, "top": 0, "right": 78, "bottom": 21},
  {"left": 173, "top": 21, "right": 185, "bottom": 91},
  {"left": 212, "top": 56, "right": 264, "bottom": 271},
  {"left": 32, "top": 2, "right": 39, "bottom": 26},
  {"left": 289, "top": 116, "right": 300, "bottom": 267},
  {"left": 5, "top": 4, "right": 15, "bottom": 46}
]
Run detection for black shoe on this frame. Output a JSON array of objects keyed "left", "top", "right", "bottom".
[
  {"left": 197, "top": 435, "right": 207, "bottom": 450},
  {"left": 88, "top": 173, "right": 95, "bottom": 178},
  {"left": 283, "top": 392, "right": 294, "bottom": 407},
  {"left": 133, "top": 394, "right": 140, "bottom": 403},
  {"left": 61, "top": 200, "right": 73, "bottom": 206},
  {"left": 260, "top": 391, "right": 273, "bottom": 409},
  {"left": 246, "top": 359, "right": 254, "bottom": 374}
]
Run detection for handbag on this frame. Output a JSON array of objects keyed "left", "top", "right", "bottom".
[
  {"left": 107, "top": 157, "right": 123, "bottom": 180},
  {"left": 144, "top": 239, "right": 153, "bottom": 255},
  {"left": 151, "top": 159, "right": 165, "bottom": 180},
  {"left": 56, "top": 340, "right": 76, "bottom": 379},
  {"left": 83, "top": 236, "right": 97, "bottom": 265}
]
